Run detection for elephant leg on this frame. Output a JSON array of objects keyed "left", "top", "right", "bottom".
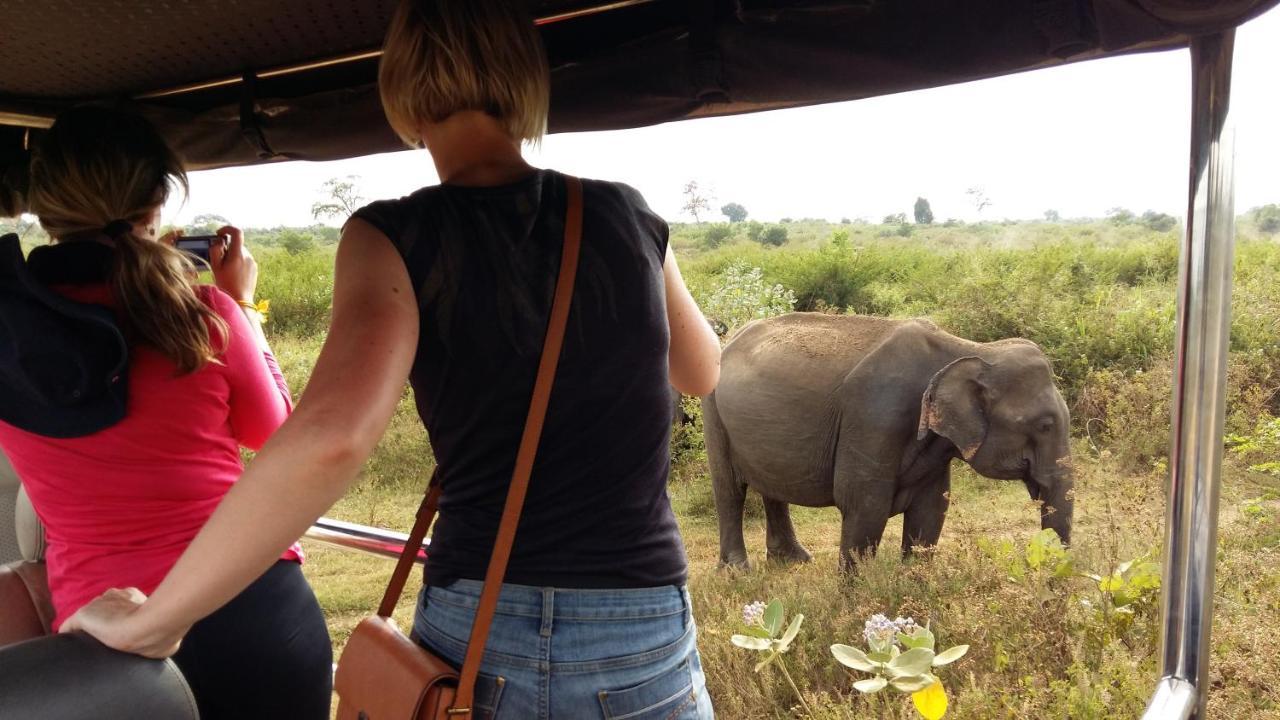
[
  {"left": 835, "top": 482, "right": 893, "bottom": 572},
  {"left": 713, "top": 480, "right": 750, "bottom": 569},
  {"left": 763, "top": 498, "right": 811, "bottom": 564},
  {"left": 901, "top": 465, "right": 951, "bottom": 557},
  {"left": 832, "top": 430, "right": 898, "bottom": 571},
  {"left": 703, "top": 394, "right": 750, "bottom": 569},
  {"left": 837, "top": 508, "right": 890, "bottom": 571}
]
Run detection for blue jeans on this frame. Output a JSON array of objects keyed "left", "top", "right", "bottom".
[{"left": 413, "top": 581, "right": 714, "bottom": 719}]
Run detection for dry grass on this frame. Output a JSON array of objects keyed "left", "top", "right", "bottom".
[{"left": 301, "top": 443, "right": 1280, "bottom": 718}]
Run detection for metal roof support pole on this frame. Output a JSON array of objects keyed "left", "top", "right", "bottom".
[{"left": 1142, "top": 30, "right": 1235, "bottom": 720}]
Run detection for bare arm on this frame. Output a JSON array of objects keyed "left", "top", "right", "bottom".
[
  {"left": 61, "top": 219, "right": 419, "bottom": 656},
  {"left": 664, "top": 245, "right": 720, "bottom": 397}
]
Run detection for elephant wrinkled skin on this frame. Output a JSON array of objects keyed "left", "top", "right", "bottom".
[{"left": 702, "top": 313, "right": 1074, "bottom": 569}]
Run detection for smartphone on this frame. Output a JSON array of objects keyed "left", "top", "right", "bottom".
[{"left": 175, "top": 234, "right": 225, "bottom": 264}]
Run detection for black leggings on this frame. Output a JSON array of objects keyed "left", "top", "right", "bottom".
[{"left": 172, "top": 560, "right": 332, "bottom": 720}]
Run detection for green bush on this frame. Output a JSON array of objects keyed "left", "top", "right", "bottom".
[
  {"left": 695, "top": 262, "right": 796, "bottom": 334},
  {"left": 1139, "top": 211, "right": 1177, "bottom": 233},
  {"left": 1251, "top": 203, "right": 1280, "bottom": 234},
  {"left": 683, "top": 228, "right": 1280, "bottom": 440},
  {"left": 760, "top": 225, "right": 789, "bottom": 247},
  {"left": 702, "top": 223, "right": 734, "bottom": 249},
  {"left": 253, "top": 246, "right": 335, "bottom": 337}
]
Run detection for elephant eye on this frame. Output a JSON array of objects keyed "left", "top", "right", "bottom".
[{"left": 1036, "top": 419, "right": 1054, "bottom": 434}]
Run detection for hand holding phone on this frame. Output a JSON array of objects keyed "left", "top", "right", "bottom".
[
  {"left": 208, "top": 226, "right": 257, "bottom": 304},
  {"left": 175, "top": 234, "right": 227, "bottom": 264}
]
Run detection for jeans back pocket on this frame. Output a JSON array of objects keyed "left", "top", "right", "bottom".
[{"left": 597, "top": 660, "right": 697, "bottom": 720}]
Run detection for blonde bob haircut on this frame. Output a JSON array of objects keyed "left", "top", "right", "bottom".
[{"left": 379, "top": 0, "right": 550, "bottom": 147}]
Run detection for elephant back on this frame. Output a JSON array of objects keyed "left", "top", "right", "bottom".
[{"left": 725, "top": 313, "right": 906, "bottom": 368}]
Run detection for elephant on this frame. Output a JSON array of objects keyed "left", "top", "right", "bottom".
[{"left": 702, "top": 312, "right": 1073, "bottom": 569}]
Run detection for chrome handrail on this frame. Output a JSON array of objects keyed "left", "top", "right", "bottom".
[
  {"left": 1142, "top": 30, "right": 1236, "bottom": 720},
  {"left": 304, "top": 517, "right": 427, "bottom": 564}
]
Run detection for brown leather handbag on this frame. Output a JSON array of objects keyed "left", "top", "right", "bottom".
[{"left": 334, "top": 175, "right": 584, "bottom": 720}]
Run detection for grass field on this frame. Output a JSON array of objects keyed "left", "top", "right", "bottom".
[{"left": 246, "top": 217, "right": 1280, "bottom": 718}]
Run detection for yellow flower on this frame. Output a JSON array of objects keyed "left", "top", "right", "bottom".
[{"left": 912, "top": 679, "right": 948, "bottom": 720}]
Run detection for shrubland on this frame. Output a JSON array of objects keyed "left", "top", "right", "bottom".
[
  {"left": 19, "top": 213, "right": 1278, "bottom": 718},
  {"left": 250, "top": 217, "right": 1280, "bottom": 718}
]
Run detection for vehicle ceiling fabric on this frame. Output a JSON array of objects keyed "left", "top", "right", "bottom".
[{"left": 0, "top": 0, "right": 1275, "bottom": 210}]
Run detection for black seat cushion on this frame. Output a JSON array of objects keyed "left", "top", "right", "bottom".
[{"left": 0, "top": 632, "right": 198, "bottom": 719}]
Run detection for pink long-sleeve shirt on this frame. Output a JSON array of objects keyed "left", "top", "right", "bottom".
[{"left": 0, "top": 283, "right": 300, "bottom": 630}]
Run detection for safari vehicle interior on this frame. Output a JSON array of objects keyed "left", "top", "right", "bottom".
[{"left": 1, "top": 1, "right": 1276, "bottom": 718}]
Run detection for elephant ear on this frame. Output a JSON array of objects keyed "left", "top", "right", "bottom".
[{"left": 918, "top": 357, "right": 992, "bottom": 461}]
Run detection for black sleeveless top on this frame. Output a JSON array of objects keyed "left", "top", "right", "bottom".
[{"left": 352, "top": 170, "right": 687, "bottom": 589}]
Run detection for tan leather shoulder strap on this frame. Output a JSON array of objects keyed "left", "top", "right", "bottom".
[
  {"left": 450, "top": 175, "right": 584, "bottom": 716},
  {"left": 377, "top": 469, "right": 441, "bottom": 618}
]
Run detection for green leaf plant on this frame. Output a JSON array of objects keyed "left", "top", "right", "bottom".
[
  {"left": 731, "top": 599, "right": 811, "bottom": 714},
  {"left": 831, "top": 615, "right": 968, "bottom": 720}
]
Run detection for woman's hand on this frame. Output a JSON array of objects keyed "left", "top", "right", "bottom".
[
  {"left": 58, "top": 588, "right": 187, "bottom": 659},
  {"left": 210, "top": 225, "right": 258, "bottom": 304}
]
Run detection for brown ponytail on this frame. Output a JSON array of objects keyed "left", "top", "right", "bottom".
[
  {"left": 110, "top": 231, "right": 228, "bottom": 373},
  {"left": 28, "top": 106, "right": 227, "bottom": 374}
]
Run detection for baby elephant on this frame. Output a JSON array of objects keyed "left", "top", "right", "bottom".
[{"left": 702, "top": 313, "right": 1073, "bottom": 569}]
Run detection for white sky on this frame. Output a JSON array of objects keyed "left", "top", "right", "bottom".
[{"left": 165, "top": 7, "right": 1280, "bottom": 228}]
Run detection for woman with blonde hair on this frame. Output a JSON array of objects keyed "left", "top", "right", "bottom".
[
  {"left": 0, "top": 106, "right": 332, "bottom": 719},
  {"left": 68, "top": 1, "right": 721, "bottom": 717}
]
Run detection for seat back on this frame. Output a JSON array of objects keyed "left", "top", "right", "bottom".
[
  {"left": 0, "top": 450, "right": 53, "bottom": 646},
  {"left": 0, "top": 451, "right": 45, "bottom": 565},
  {"left": 0, "top": 452, "right": 20, "bottom": 565},
  {"left": 0, "top": 633, "right": 199, "bottom": 720}
]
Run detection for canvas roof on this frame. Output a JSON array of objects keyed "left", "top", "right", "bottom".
[{"left": 0, "top": 0, "right": 1274, "bottom": 192}]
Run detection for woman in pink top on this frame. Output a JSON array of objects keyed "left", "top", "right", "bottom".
[{"left": 0, "top": 107, "right": 332, "bottom": 719}]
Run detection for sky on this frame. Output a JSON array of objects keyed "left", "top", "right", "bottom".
[{"left": 164, "top": 7, "right": 1279, "bottom": 228}]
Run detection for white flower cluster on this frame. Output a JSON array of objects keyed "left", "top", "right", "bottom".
[
  {"left": 742, "top": 600, "right": 768, "bottom": 626},
  {"left": 862, "top": 614, "right": 919, "bottom": 646}
]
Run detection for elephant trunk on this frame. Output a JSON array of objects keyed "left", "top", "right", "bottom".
[{"left": 1033, "top": 469, "right": 1073, "bottom": 545}]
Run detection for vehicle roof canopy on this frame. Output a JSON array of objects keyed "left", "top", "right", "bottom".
[{"left": 0, "top": 0, "right": 1274, "bottom": 209}]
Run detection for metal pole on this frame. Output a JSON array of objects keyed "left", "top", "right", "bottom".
[
  {"left": 304, "top": 517, "right": 428, "bottom": 564},
  {"left": 1142, "top": 30, "right": 1235, "bottom": 720}
]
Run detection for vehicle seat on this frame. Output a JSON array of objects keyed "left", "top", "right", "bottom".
[
  {"left": 0, "top": 451, "right": 21, "bottom": 565},
  {"left": 0, "top": 451, "right": 53, "bottom": 647},
  {"left": 0, "top": 632, "right": 199, "bottom": 720},
  {"left": 0, "top": 454, "right": 197, "bottom": 719}
]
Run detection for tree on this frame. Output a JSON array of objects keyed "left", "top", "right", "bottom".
[
  {"left": 1140, "top": 210, "right": 1177, "bottom": 232},
  {"left": 187, "top": 213, "right": 230, "bottom": 233},
  {"left": 277, "top": 229, "right": 317, "bottom": 255},
  {"left": 720, "top": 202, "right": 748, "bottom": 223},
  {"left": 681, "top": 181, "right": 711, "bottom": 223},
  {"left": 882, "top": 212, "right": 907, "bottom": 225},
  {"left": 966, "top": 187, "right": 992, "bottom": 214},
  {"left": 311, "top": 175, "right": 365, "bottom": 222},
  {"left": 913, "top": 197, "right": 934, "bottom": 225},
  {"left": 702, "top": 223, "right": 734, "bottom": 249},
  {"left": 1043, "top": 209, "right": 1061, "bottom": 222},
  {"left": 1106, "top": 207, "right": 1136, "bottom": 225},
  {"left": 1251, "top": 204, "right": 1280, "bottom": 234}
]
